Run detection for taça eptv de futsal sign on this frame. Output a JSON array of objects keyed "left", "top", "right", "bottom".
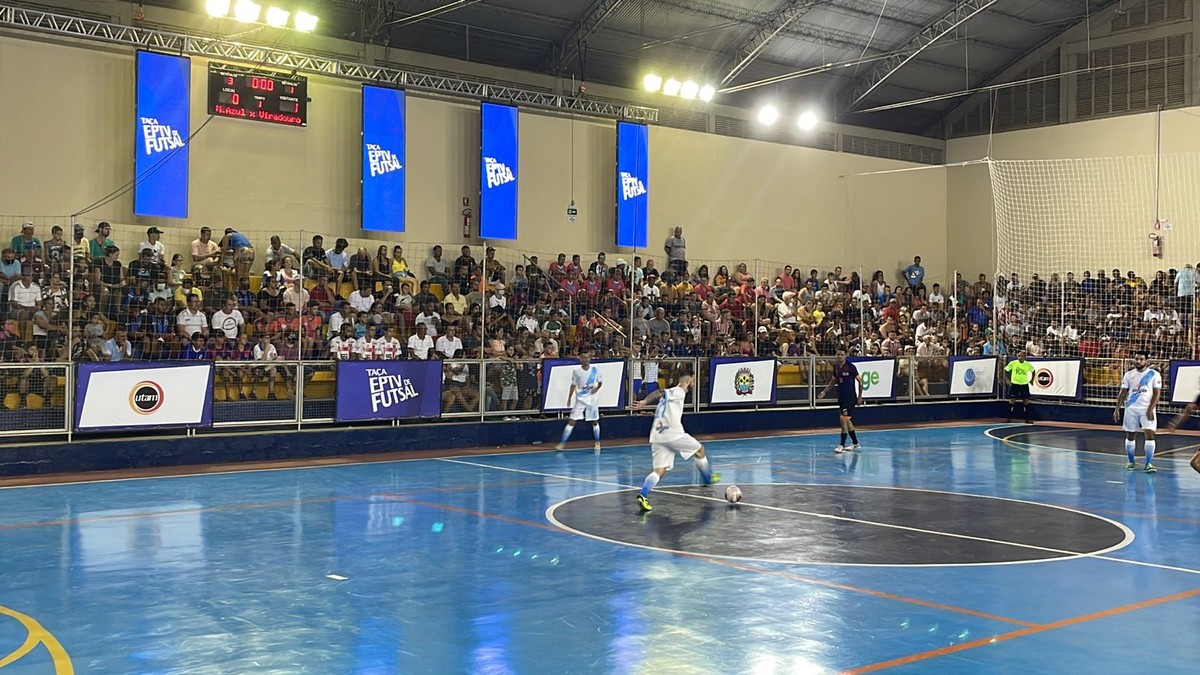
[
  {"left": 479, "top": 102, "right": 519, "bottom": 240},
  {"left": 615, "top": 121, "right": 649, "bottom": 248},
  {"left": 75, "top": 362, "right": 214, "bottom": 432},
  {"left": 361, "top": 85, "right": 407, "bottom": 233},
  {"left": 335, "top": 360, "right": 443, "bottom": 422},
  {"left": 134, "top": 50, "right": 191, "bottom": 219}
]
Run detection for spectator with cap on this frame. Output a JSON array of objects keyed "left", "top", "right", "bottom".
[
  {"left": 11, "top": 221, "right": 41, "bottom": 255},
  {"left": 174, "top": 274, "right": 203, "bottom": 308},
  {"left": 190, "top": 226, "right": 220, "bottom": 273},
  {"left": 89, "top": 222, "right": 115, "bottom": 264},
  {"left": 19, "top": 242, "right": 44, "bottom": 282},
  {"left": 664, "top": 226, "right": 687, "bottom": 278},
  {"left": 139, "top": 227, "right": 166, "bottom": 265}
]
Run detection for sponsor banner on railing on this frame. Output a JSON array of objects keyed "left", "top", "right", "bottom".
[
  {"left": 949, "top": 356, "right": 998, "bottom": 396},
  {"left": 708, "top": 357, "right": 777, "bottom": 406},
  {"left": 76, "top": 362, "right": 213, "bottom": 432},
  {"left": 848, "top": 357, "right": 897, "bottom": 399},
  {"left": 1021, "top": 358, "right": 1084, "bottom": 399},
  {"left": 1167, "top": 361, "right": 1200, "bottom": 404},
  {"left": 541, "top": 358, "right": 628, "bottom": 412},
  {"left": 336, "top": 360, "right": 443, "bottom": 422}
]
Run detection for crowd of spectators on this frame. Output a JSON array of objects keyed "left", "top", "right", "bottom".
[{"left": 4, "top": 219, "right": 1195, "bottom": 408}]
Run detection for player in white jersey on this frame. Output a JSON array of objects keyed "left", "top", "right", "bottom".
[
  {"left": 556, "top": 351, "right": 604, "bottom": 453},
  {"left": 1113, "top": 351, "right": 1163, "bottom": 472},
  {"left": 632, "top": 373, "right": 718, "bottom": 512},
  {"left": 355, "top": 333, "right": 378, "bottom": 360},
  {"left": 373, "top": 327, "right": 402, "bottom": 360},
  {"left": 329, "top": 324, "right": 357, "bottom": 361}
]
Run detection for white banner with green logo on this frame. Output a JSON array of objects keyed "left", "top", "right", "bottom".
[{"left": 847, "top": 357, "right": 897, "bottom": 399}]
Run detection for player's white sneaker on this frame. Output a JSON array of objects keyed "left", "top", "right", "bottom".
[
  {"left": 848, "top": 443, "right": 861, "bottom": 451},
  {"left": 593, "top": 442, "right": 602, "bottom": 454},
  {"left": 555, "top": 442, "right": 566, "bottom": 451},
  {"left": 834, "top": 445, "right": 845, "bottom": 454}
]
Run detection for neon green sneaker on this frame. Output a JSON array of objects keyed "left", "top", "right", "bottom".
[
  {"left": 707, "top": 472, "right": 721, "bottom": 485},
  {"left": 1126, "top": 462, "right": 1137, "bottom": 471},
  {"left": 636, "top": 494, "right": 652, "bottom": 512},
  {"left": 1144, "top": 464, "right": 1157, "bottom": 473}
]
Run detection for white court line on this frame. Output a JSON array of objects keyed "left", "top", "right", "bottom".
[
  {"left": 439, "top": 457, "right": 1200, "bottom": 577},
  {"left": 985, "top": 425, "right": 1196, "bottom": 465},
  {"left": 0, "top": 421, "right": 997, "bottom": 491}
]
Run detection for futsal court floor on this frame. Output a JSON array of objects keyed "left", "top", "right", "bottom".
[{"left": 1, "top": 421, "right": 1198, "bottom": 674}]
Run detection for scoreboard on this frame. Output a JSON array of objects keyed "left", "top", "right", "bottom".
[{"left": 207, "top": 63, "right": 308, "bottom": 127}]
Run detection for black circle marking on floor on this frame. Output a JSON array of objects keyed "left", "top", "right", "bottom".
[
  {"left": 989, "top": 424, "right": 1200, "bottom": 457},
  {"left": 546, "top": 484, "right": 1133, "bottom": 567}
]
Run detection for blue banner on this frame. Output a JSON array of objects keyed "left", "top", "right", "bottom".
[
  {"left": 616, "top": 121, "right": 649, "bottom": 248},
  {"left": 480, "top": 102, "right": 519, "bottom": 240},
  {"left": 362, "top": 85, "right": 407, "bottom": 232},
  {"left": 335, "top": 360, "right": 444, "bottom": 422},
  {"left": 134, "top": 51, "right": 191, "bottom": 218}
]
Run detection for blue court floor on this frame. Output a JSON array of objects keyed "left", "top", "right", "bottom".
[{"left": 1, "top": 423, "right": 1199, "bottom": 674}]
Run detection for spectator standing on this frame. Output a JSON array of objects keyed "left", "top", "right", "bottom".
[
  {"left": 664, "top": 227, "right": 687, "bottom": 278},
  {"left": 903, "top": 256, "right": 925, "bottom": 290}
]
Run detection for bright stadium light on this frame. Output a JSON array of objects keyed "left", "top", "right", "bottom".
[
  {"left": 233, "top": 0, "right": 261, "bottom": 22},
  {"left": 294, "top": 10, "right": 319, "bottom": 32},
  {"left": 680, "top": 80, "right": 700, "bottom": 100},
  {"left": 757, "top": 105, "right": 779, "bottom": 125},
  {"left": 205, "top": 0, "right": 231, "bottom": 17},
  {"left": 643, "top": 73, "right": 663, "bottom": 93},
  {"left": 698, "top": 84, "right": 716, "bottom": 102},
  {"left": 662, "top": 78, "right": 682, "bottom": 96},
  {"left": 797, "top": 110, "right": 818, "bottom": 131},
  {"left": 265, "top": 6, "right": 290, "bottom": 27}
]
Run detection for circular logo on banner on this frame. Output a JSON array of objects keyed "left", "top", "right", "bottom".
[
  {"left": 964, "top": 368, "right": 977, "bottom": 386},
  {"left": 129, "top": 381, "right": 164, "bottom": 415},
  {"left": 1034, "top": 369, "right": 1054, "bottom": 389}
]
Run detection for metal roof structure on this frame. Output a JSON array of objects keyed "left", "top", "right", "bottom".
[{"left": 55, "top": 1, "right": 1122, "bottom": 137}]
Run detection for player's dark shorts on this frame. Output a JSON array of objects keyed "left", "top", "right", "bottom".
[
  {"left": 1009, "top": 383, "right": 1030, "bottom": 399},
  {"left": 838, "top": 396, "right": 856, "bottom": 418}
]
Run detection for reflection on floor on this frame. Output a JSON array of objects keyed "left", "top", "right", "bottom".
[{"left": 0, "top": 423, "right": 1198, "bottom": 674}]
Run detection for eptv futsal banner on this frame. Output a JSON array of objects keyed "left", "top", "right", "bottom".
[
  {"left": 541, "top": 358, "right": 627, "bottom": 412},
  {"left": 708, "top": 357, "right": 776, "bottom": 406},
  {"left": 1022, "top": 358, "right": 1084, "bottom": 399},
  {"left": 75, "top": 362, "right": 213, "bottom": 432},
  {"left": 949, "top": 356, "right": 998, "bottom": 396},
  {"left": 616, "top": 121, "right": 649, "bottom": 248},
  {"left": 1167, "top": 361, "right": 1200, "bottom": 404},
  {"left": 361, "top": 85, "right": 406, "bottom": 233},
  {"left": 336, "top": 360, "right": 442, "bottom": 422},
  {"left": 134, "top": 50, "right": 191, "bottom": 218},
  {"left": 848, "top": 357, "right": 897, "bottom": 399},
  {"left": 480, "top": 102, "right": 519, "bottom": 240}
]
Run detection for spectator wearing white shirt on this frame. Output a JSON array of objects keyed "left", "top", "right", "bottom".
[
  {"left": 138, "top": 227, "right": 166, "bottom": 265},
  {"left": 282, "top": 278, "right": 309, "bottom": 312},
  {"left": 354, "top": 333, "right": 378, "bottom": 360},
  {"left": 253, "top": 333, "right": 283, "bottom": 399},
  {"left": 407, "top": 322, "right": 434, "bottom": 359},
  {"left": 264, "top": 235, "right": 298, "bottom": 267},
  {"left": 8, "top": 266, "right": 41, "bottom": 320},
  {"left": 435, "top": 326, "right": 464, "bottom": 359},
  {"left": 328, "top": 303, "right": 355, "bottom": 337},
  {"left": 211, "top": 297, "right": 245, "bottom": 339},
  {"left": 176, "top": 294, "right": 208, "bottom": 339},
  {"left": 325, "top": 238, "right": 350, "bottom": 283},
  {"left": 488, "top": 284, "right": 508, "bottom": 311},
  {"left": 516, "top": 305, "right": 540, "bottom": 334},
  {"left": 103, "top": 327, "right": 133, "bottom": 362},
  {"left": 415, "top": 302, "right": 441, "bottom": 337},
  {"left": 349, "top": 286, "right": 375, "bottom": 313}
]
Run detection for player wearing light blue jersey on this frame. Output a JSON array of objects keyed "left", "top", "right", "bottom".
[
  {"left": 557, "top": 351, "right": 604, "bottom": 453},
  {"left": 632, "top": 373, "right": 718, "bottom": 512},
  {"left": 1113, "top": 351, "right": 1163, "bottom": 473}
]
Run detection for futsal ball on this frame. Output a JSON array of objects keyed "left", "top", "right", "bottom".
[{"left": 724, "top": 485, "right": 743, "bottom": 503}]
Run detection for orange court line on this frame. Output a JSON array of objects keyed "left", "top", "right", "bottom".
[{"left": 841, "top": 587, "right": 1200, "bottom": 674}]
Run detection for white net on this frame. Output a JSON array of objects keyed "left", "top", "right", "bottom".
[{"left": 988, "top": 154, "right": 1200, "bottom": 402}]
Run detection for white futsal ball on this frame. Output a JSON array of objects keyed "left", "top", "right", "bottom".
[{"left": 724, "top": 485, "right": 743, "bottom": 503}]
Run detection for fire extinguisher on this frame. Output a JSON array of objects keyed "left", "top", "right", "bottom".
[
  {"left": 461, "top": 196, "right": 472, "bottom": 239},
  {"left": 1149, "top": 232, "right": 1163, "bottom": 259}
]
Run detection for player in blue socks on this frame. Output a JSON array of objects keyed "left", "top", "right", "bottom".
[
  {"left": 556, "top": 351, "right": 604, "bottom": 454},
  {"left": 1113, "top": 351, "right": 1162, "bottom": 473},
  {"left": 632, "top": 373, "right": 718, "bottom": 512}
]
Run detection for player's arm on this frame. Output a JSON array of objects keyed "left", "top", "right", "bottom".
[
  {"left": 592, "top": 378, "right": 603, "bottom": 396},
  {"left": 1147, "top": 381, "right": 1162, "bottom": 421},
  {"left": 634, "top": 388, "right": 666, "bottom": 409},
  {"left": 1168, "top": 399, "right": 1199, "bottom": 431},
  {"left": 819, "top": 373, "right": 837, "bottom": 398},
  {"left": 1113, "top": 385, "right": 1129, "bottom": 423},
  {"left": 567, "top": 383, "right": 577, "bottom": 405},
  {"left": 855, "top": 373, "right": 863, "bottom": 404}
]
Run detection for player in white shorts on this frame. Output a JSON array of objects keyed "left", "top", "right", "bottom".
[
  {"left": 632, "top": 372, "right": 718, "bottom": 512},
  {"left": 556, "top": 350, "right": 604, "bottom": 453},
  {"left": 1113, "top": 351, "right": 1162, "bottom": 473}
]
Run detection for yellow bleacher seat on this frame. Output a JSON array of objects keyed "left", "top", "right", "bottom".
[
  {"left": 25, "top": 393, "right": 43, "bottom": 410},
  {"left": 250, "top": 275, "right": 263, "bottom": 292},
  {"left": 306, "top": 370, "right": 336, "bottom": 399},
  {"left": 3, "top": 393, "right": 20, "bottom": 410},
  {"left": 777, "top": 364, "right": 803, "bottom": 387}
]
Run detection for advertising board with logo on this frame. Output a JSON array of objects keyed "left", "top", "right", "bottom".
[
  {"left": 541, "top": 359, "right": 628, "bottom": 412},
  {"left": 1167, "top": 360, "right": 1200, "bottom": 404},
  {"left": 479, "top": 102, "right": 519, "bottom": 240},
  {"left": 335, "top": 360, "right": 443, "bottom": 422},
  {"left": 708, "top": 357, "right": 777, "bottom": 406},
  {"left": 847, "top": 357, "right": 897, "bottom": 400},
  {"left": 616, "top": 121, "right": 649, "bottom": 248},
  {"left": 134, "top": 50, "right": 191, "bottom": 218},
  {"left": 362, "top": 85, "right": 407, "bottom": 232},
  {"left": 949, "top": 356, "right": 998, "bottom": 396},
  {"left": 75, "top": 362, "right": 214, "bottom": 432},
  {"left": 1022, "top": 358, "right": 1084, "bottom": 399}
]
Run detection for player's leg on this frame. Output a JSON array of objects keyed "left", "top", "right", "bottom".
[
  {"left": 1123, "top": 407, "right": 1138, "bottom": 468},
  {"left": 1021, "top": 395, "right": 1031, "bottom": 423},
  {"left": 556, "top": 419, "right": 576, "bottom": 450},
  {"left": 1143, "top": 419, "right": 1158, "bottom": 473},
  {"left": 639, "top": 445, "right": 675, "bottom": 512},
  {"left": 1008, "top": 395, "right": 1016, "bottom": 422},
  {"left": 1191, "top": 450, "right": 1200, "bottom": 474},
  {"left": 587, "top": 402, "right": 601, "bottom": 453},
  {"left": 846, "top": 413, "right": 860, "bottom": 450},
  {"left": 690, "top": 445, "right": 719, "bottom": 485}
]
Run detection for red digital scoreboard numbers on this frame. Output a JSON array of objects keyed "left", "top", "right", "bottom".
[{"left": 207, "top": 63, "right": 308, "bottom": 127}]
